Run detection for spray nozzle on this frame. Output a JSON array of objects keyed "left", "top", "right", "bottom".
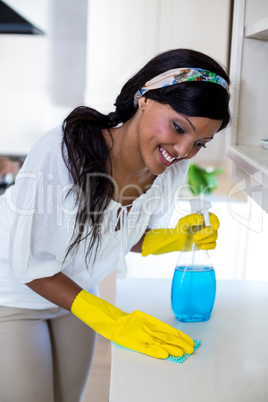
[{"left": 189, "top": 198, "right": 211, "bottom": 227}]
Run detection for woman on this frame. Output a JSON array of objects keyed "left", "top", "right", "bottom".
[{"left": 0, "top": 48, "right": 230, "bottom": 401}]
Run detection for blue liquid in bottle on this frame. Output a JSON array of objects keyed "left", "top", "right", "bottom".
[{"left": 171, "top": 266, "right": 216, "bottom": 322}]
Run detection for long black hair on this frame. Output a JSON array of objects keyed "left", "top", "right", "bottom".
[{"left": 62, "top": 48, "right": 230, "bottom": 263}]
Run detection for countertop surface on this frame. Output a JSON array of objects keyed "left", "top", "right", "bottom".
[{"left": 109, "top": 279, "right": 268, "bottom": 402}]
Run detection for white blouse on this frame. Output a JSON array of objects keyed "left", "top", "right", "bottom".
[{"left": 0, "top": 126, "right": 189, "bottom": 309}]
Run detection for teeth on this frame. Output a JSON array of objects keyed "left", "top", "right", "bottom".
[{"left": 160, "top": 146, "right": 175, "bottom": 163}]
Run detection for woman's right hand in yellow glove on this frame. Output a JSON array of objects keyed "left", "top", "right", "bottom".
[
  {"left": 142, "top": 212, "right": 219, "bottom": 256},
  {"left": 71, "top": 290, "right": 195, "bottom": 359}
]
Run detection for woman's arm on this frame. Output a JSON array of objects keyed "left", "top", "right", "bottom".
[
  {"left": 27, "top": 268, "right": 195, "bottom": 360},
  {"left": 26, "top": 272, "right": 82, "bottom": 311}
]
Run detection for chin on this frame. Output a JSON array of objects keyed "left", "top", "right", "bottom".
[{"left": 148, "top": 165, "right": 168, "bottom": 176}]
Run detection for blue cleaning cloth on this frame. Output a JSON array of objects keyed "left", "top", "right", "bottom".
[{"left": 112, "top": 340, "right": 201, "bottom": 363}]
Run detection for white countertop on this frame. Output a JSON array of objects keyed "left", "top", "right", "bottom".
[{"left": 109, "top": 279, "right": 268, "bottom": 402}]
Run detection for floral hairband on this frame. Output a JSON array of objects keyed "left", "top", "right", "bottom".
[{"left": 133, "top": 67, "right": 229, "bottom": 106}]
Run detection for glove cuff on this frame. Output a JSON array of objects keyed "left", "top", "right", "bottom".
[
  {"left": 71, "top": 289, "right": 94, "bottom": 320},
  {"left": 71, "top": 289, "right": 126, "bottom": 335}
]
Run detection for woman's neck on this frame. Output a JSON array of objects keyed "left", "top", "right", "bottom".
[{"left": 102, "top": 118, "right": 156, "bottom": 205}]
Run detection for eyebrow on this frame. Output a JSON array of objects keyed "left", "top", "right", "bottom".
[
  {"left": 180, "top": 115, "right": 216, "bottom": 139},
  {"left": 183, "top": 116, "right": 196, "bottom": 132},
  {"left": 183, "top": 116, "right": 214, "bottom": 140}
]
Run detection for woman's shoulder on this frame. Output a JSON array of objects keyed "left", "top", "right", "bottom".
[
  {"left": 21, "top": 126, "right": 64, "bottom": 168},
  {"left": 30, "top": 126, "right": 63, "bottom": 156}
]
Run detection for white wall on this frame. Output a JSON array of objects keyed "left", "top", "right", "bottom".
[{"left": 85, "top": 0, "right": 160, "bottom": 112}]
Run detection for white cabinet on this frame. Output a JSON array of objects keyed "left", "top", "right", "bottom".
[
  {"left": 85, "top": 0, "right": 231, "bottom": 116},
  {"left": 228, "top": 0, "right": 268, "bottom": 212}
]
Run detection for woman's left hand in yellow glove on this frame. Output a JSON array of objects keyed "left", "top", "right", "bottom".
[
  {"left": 27, "top": 273, "right": 195, "bottom": 360},
  {"left": 141, "top": 212, "right": 219, "bottom": 256}
]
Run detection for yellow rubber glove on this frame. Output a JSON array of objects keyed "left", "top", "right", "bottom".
[
  {"left": 71, "top": 290, "right": 195, "bottom": 359},
  {"left": 142, "top": 212, "right": 219, "bottom": 257}
]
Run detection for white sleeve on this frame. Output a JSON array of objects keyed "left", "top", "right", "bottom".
[
  {"left": 7, "top": 129, "right": 76, "bottom": 283},
  {"left": 147, "top": 160, "right": 190, "bottom": 230}
]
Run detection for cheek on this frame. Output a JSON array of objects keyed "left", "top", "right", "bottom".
[
  {"left": 150, "top": 119, "right": 167, "bottom": 136},
  {"left": 140, "top": 115, "right": 159, "bottom": 137},
  {"left": 142, "top": 112, "right": 169, "bottom": 135}
]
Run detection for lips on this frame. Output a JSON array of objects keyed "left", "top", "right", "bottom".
[{"left": 159, "top": 146, "right": 177, "bottom": 166}]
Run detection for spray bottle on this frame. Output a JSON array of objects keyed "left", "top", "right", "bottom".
[{"left": 171, "top": 199, "right": 216, "bottom": 322}]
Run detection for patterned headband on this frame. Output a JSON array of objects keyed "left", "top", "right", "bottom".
[{"left": 133, "top": 67, "right": 229, "bottom": 106}]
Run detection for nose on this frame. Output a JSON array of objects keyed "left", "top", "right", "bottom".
[{"left": 173, "top": 142, "right": 193, "bottom": 159}]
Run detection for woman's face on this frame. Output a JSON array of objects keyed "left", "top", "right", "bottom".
[{"left": 136, "top": 98, "right": 223, "bottom": 175}]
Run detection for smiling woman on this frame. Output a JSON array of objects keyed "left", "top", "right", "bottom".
[
  {"left": 0, "top": 48, "right": 230, "bottom": 401},
  {"left": 132, "top": 98, "right": 223, "bottom": 174}
]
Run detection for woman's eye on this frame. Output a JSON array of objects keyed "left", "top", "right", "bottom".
[
  {"left": 195, "top": 141, "right": 206, "bottom": 149},
  {"left": 173, "top": 122, "right": 185, "bottom": 134}
]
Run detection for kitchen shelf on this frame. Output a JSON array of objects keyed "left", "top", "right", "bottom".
[
  {"left": 228, "top": 145, "right": 268, "bottom": 178},
  {"left": 228, "top": 0, "right": 268, "bottom": 213},
  {"left": 228, "top": 145, "right": 268, "bottom": 212},
  {"left": 245, "top": 17, "right": 268, "bottom": 39}
]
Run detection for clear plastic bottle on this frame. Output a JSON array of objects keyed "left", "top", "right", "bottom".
[{"left": 171, "top": 199, "right": 216, "bottom": 322}]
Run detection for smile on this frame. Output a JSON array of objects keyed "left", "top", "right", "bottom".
[{"left": 159, "top": 146, "right": 177, "bottom": 164}]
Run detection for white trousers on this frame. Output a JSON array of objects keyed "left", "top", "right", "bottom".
[{"left": 0, "top": 301, "right": 97, "bottom": 402}]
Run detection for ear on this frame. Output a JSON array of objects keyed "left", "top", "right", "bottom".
[{"left": 138, "top": 96, "right": 148, "bottom": 110}]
